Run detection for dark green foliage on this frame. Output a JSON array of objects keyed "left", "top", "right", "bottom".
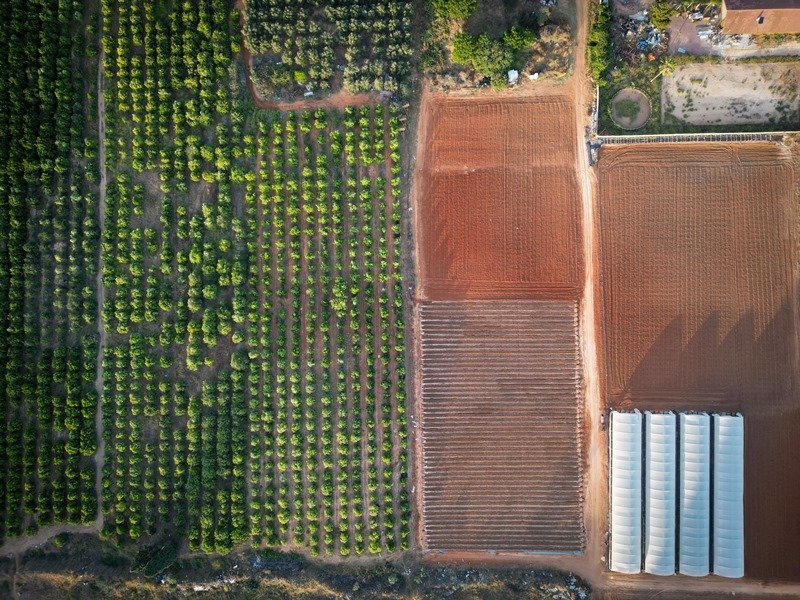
[
  {"left": 432, "top": 0, "right": 477, "bottom": 19},
  {"left": 451, "top": 33, "right": 513, "bottom": 81},
  {"left": 243, "top": 0, "right": 413, "bottom": 97},
  {"left": 131, "top": 538, "right": 179, "bottom": 577},
  {"left": 588, "top": 2, "right": 613, "bottom": 85},
  {"left": 0, "top": 0, "right": 99, "bottom": 540},
  {"left": 451, "top": 32, "right": 477, "bottom": 64},
  {"left": 649, "top": 0, "right": 676, "bottom": 28},
  {"left": 502, "top": 25, "right": 537, "bottom": 51}
]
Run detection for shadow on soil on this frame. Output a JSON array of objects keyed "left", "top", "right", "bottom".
[{"left": 606, "top": 300, "right": 800, "bottom": 581}]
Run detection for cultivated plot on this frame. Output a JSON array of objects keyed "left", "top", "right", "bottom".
[
  {"left": 419, "top": 300, "right": 585, "bottom": 553},
  {"left": 414, "top": 96, "right": 583, "bottom": 300},
  {"left": 597, "top": 142, "right": 800, "bottom": 581}
]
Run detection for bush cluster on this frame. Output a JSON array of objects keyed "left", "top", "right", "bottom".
[
  {"left": 588, "top": 2, "right": 613, "bottom": 85},
  {"left": 244, "top": 0, "right": 413, "bottom": 97}
]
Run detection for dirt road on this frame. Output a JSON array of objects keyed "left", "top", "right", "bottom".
[{"left": 93, "top": 16, "right": 108, "bottom": 535}]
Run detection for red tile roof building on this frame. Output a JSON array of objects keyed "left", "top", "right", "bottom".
[{"left": 722, "top": 0, "right": 800, "bottom": 34}]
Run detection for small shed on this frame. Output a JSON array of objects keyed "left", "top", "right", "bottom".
[{"left": 722, "top": 0, "right": 800, "bottom": 34}]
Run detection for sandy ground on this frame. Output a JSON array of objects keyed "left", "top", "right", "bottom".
[{"left": 662, "top": 62, "right": 800, "bottom": 126}]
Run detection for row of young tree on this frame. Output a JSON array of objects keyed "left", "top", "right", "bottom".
[
  {"left": 99, "top": 0, "right": 248, "bottom": 546},
  {"left": 0, "top": 0, "right": 99, "bottom": 541},
  {"left": 0, "top": 0, "right": 413, "bottom": 553},
  {"left": 235, "top": 106, "right": 409, "bottom": 555}
]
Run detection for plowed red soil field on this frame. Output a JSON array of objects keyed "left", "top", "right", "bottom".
[
  {"left": 414, "top": 96, "right": 583, "bottom": 300},
  {"left": 597, "top": 142, "right": 800, "bottom": 581},
  {"left": 418, "top": 301, "right": 584, "bottom": 552}
]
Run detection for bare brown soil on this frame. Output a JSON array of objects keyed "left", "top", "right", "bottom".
[
  {"left": 597, "top": 142, "right": 800, "bottom": 582},
  {"left": 418, "top": 301, "right": 584, "bottom": 552},
  {"left": 414, "top": 96, "right": 584, "bottom": 300}
]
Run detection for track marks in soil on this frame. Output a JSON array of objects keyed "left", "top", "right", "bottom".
[
  {"left": 418, "top": 301, "right": 585, "bottom": 553},
  {"left": 415, "top": 96, "right": 584, "bottom": 301},
  {"left": 597, "top": 142, "right": 800, "bottom": 581}
]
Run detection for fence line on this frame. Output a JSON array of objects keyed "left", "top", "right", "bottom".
[{"left": 596, "top": 131, "right": 796, "bottom": 145}]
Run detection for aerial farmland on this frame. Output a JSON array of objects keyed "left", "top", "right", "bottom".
[{"left": 1, "top": 0, "right": 800, "bottom": 598}]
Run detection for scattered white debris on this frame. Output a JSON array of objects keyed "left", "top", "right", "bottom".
[{"left": 508, "top": 69, "right": 519, "bottom": 85}]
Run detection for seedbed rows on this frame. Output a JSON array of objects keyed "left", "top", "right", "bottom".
[{"left": 418, "top": 300, "right": 585, "bottom": 553}]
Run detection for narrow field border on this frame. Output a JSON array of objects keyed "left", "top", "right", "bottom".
[{"left": 597, "top": 131, "right": 796, "bottom": 144}]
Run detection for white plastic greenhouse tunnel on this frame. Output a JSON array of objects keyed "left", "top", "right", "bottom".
[
  {"left": 644, "top": 412, "right": 676, "bottom": 576},
  {"left": 608, "top": 410, "right": 744, "bottom": 578},
  {"left": 609, "top": 410, "right": 643, "bottom": 574},
  {"left": 678, "top": 412, "right": 712, "bottom": 576},
  {"left": 713, "top": 414, "right": 745, "bottom": 578}
]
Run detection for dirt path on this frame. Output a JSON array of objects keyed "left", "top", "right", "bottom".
[
  {"left": 0, "top": 522, "right": 97, "bottom": 556},
  {"left": 383, "top": 112, "right": 403, "bottom": 551},
  {"left": 93, "top": 13, "right": 108, "bottom": 536},
  {"left": 571, "top": 0, "right": 606, "bottom": 590}
]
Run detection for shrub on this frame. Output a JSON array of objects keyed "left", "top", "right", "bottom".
[
  {"left": 471, "top": 34, "right": 513, "bottom": 79},
  {"left": 588, "top": 2, "right": 612, "bottom": 85},
  {"left": 650, "top": 0, "right": 676, "bottom": 28},
  {"left": 451, "top": 32, "right": 476, "bottom": 64},
  {"left": 452, "top": 33, "right": 513, "bottom": 80},
  {"left": 432, "top": 0, "right": 477, "bottom": 19},
  {"left": 502, "top": 26, "right": 537, "bottom": 51}
]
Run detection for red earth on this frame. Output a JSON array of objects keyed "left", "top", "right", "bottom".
[
  {"left": 414, "top": 96, "right": 584, "bottom": 301},
  {"left": 597, "top": 142, "right": 800, "bottom": 581}
]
